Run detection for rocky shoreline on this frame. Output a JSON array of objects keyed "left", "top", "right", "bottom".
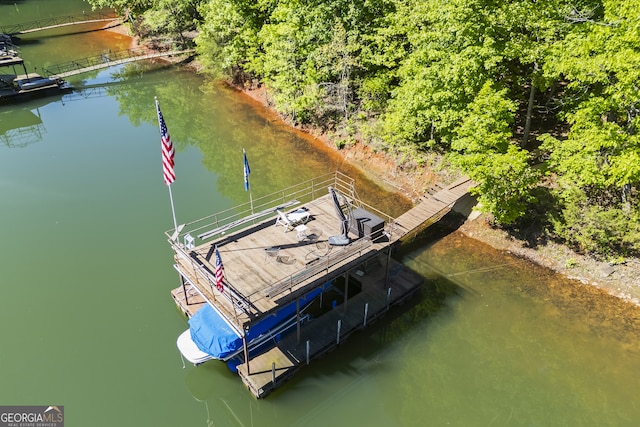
[
  {"left": 109, "top": 23, "right": 640, "bottom": 309},
  {"left": 459, "top": 216, "right": 640, "bottom": 307}
]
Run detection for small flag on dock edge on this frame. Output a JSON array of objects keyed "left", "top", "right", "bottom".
[
  {"left": 156, "top": 99, "right": 175, "bottom": 185},
  {"left": 215, "top": 247, "right": 224, "bottom": 292}
]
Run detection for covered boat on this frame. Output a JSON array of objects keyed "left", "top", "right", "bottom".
[{"left": 177, "top": 287, "right": 323, "bottom": 365}]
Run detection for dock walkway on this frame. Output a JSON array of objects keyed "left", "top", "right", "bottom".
[
  {"left": 1, "top": 12, "right": 119, "bottom": 35},
  {"left": 394, "top": 176, "right": 475, "bottom": 243},
  {"left": 45, "top": 48, "right": 195, "bottom": 79}
]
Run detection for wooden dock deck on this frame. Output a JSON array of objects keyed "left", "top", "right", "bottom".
[
  {"left": 172, "top": 190, "right": 393, "bottom": 329},
  {"left": 168, "top": 172, "right": 475, "bottom": 398}
]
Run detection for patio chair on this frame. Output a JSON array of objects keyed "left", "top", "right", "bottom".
[{"left": 275, "top": 208, "right": 310, "bottom": 232}]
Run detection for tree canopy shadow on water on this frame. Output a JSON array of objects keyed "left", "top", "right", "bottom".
[
  {"left": 396, "top": 209, "right": 469, "bottom": 257},
  {"left": 274, "top": 273, "right": 463, "bottom": 387}
]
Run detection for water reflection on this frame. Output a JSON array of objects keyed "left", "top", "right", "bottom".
[
  {"left": 0, "top": 94, "right": 68, "bottom": 147},
  {"left": 0, "top": 104, "right": 46, "bottom": 147},
  {"left": 0, "top": 61, "right": 183, "bottom": 148}
]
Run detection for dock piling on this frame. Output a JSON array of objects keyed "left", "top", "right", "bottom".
[
  {"left": 272, "top": 362, "right": 276, "bottom": 385},
  {"left": 363, "top": 303, "right": 369, "bottom": 327},
  {"left": 343, "top": 273, "right": 349, "bottom": 313},
  {"left": 336, "top": 319, "right": 342, "bottom": 345},
  {"left": 296, "top": 298, "right": 301, "bottom": 343}
]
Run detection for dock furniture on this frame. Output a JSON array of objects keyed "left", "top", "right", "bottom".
[
  {"left": 275, "top": 208, "right": 310, "bottom": 231},
  {"left": 349, "top": 207, "right": 385, "bottom": 241}
]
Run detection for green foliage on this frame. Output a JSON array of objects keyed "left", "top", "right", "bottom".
[
  {"left": 549, "top": 186, "right": 640, "bottom": 257},
  {"left": 88, "top": 0, "right": 202, "bottom": 41},
  {"left": 451, "top": 82, "right": 516, "bottom": 154},
  {"left": 541, "top": 0, "right": 640, "bottom": 189},
  {"left": 358, "top": 73, "right": 393, "bottom": 113},
  {"left": 96, "top": 0, "right": 640, "bottom": 257},
  {"left": 381, "top": 0, "right": 506, "bottom": 149},
  {"left": 86, "top": 0, "right": 153, "bottom": 16},
  {"left": 450, "top": 82, "right": 540, "bottom": 224},
  {"left": 196, "top": 0, "right": 272, "bottom": 75},
  {"left": 537, "top": 0, "right": 640, "bottom": 254}
]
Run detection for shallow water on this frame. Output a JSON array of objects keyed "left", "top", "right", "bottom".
[{"left": 1, "top": 2, "right": 639, "bottom": 426}]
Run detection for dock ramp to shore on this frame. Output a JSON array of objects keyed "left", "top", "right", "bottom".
[
  {"left": 394, "top": 176, "right": 476, "bottom": 243},
  {"left": 1, "top": 12, "right": 120, "bottom": 36},
  {"left": 43, "top": 47, "right": 195, "bottom": 79}
]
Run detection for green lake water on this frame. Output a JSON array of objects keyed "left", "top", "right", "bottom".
[{"left": 1, "top": 2, "right": 639, "bottom": 426}]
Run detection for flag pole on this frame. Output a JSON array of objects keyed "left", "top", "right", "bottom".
[
  {"left": 168, "top": 184, "right": 178, "bottom": 235},
  {"left": 156, "top": 96, "right": 179, "bottom": 236}
]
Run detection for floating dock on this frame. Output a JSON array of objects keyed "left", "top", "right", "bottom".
[
  {"left": 169, "top": 172, "right": 474, "bottom": 398},
  {"left": 0, "top": 54, "right": 71, "bottom": 103}
]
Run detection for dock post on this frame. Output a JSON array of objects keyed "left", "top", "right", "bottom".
[
  {"left": 272, "top": 362, "right": 276, "bottom": 385},
  {"left": 180, "top": 276, "right": 189, "bottom": 305},
  {"left": 384, "top": 246, "right": 392, "bottom": 287},
  {"left": 306, "top": 340, "right": 310, "bottom": 365},
  {"left": 343, "top": 272, "right": 349, "bottom": 313},
  {"left": 336, "top": 319, "right": 342, "bottom": 345},
  {"left": 386, "top": 288, "right": 392, "bottom": 311},
  {"left": 296, "top": 298, "right": 301, "bottom": 343},
  {"left": 243, "top": 335, "right": 250, "bottom": 375},
  {"left": 363, "top": 303, "right": 369, "bottom": 327}
]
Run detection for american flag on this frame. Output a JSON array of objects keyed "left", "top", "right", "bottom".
[
  {"left": 214, "top": 247, "right": 224, "bottom": 292},
  {"left": 156, "top": 99, "right": 175, "bottom": 185}
]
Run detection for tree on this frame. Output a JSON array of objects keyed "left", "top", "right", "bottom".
[
  {"left": 90, "top": 0, "right": 640, "bottom": 256},
  {"left": 538, "top": 0, "right": 640, "bottom": 255},
  {"left": 379, "top": 0, "right": 507, "bottom": 150},
  {"left": 86, "top": 0, "right": 153, "bottom": 16},
  {"left": 542, "top": 0, "right": 640, "bottom": 189},
  {"left": 451, "top": 82, "right": 540, "bottom": 224},
  {"left": 196, "top": 0, "right": 274, "bottom": 78}
]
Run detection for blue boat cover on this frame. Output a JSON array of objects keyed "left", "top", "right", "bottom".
[
  {"left": 189, "top": 288, "right": 323, "bottom": 359},
  {"left": 188, "top": 304, "right": 241, "bottom": 359}
]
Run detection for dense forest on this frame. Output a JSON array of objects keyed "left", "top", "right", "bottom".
[{"left": 89, "top": 0, "right": 640, "bottom": 260}]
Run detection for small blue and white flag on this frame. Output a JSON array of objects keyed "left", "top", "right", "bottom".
[{"left": 243, "top": 148, "right": 251, "bottom": 191}]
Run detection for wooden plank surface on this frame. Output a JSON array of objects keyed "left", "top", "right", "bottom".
[{"left": 174, "top": 178, "right": 474, "bottom": 333}]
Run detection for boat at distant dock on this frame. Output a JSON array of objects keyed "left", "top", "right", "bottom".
[{"left": 1, "top": 50, "right": 71, "bottom": 103}]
